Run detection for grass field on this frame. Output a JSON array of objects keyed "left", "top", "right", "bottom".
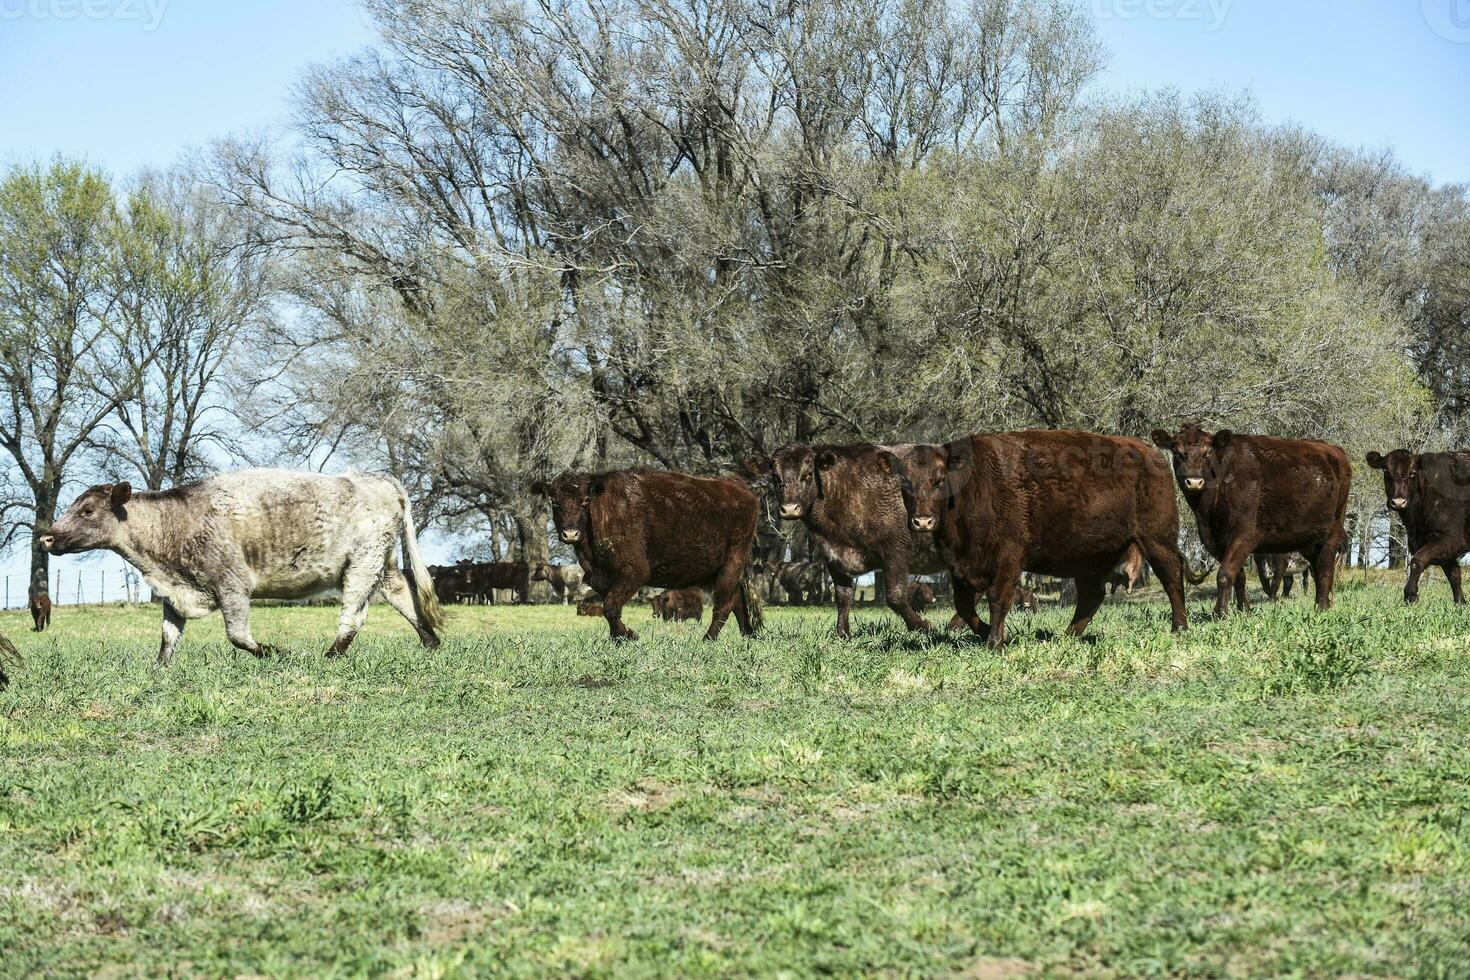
[{"left": 3, "top": 576, "right": 1469, "bottom": 977}]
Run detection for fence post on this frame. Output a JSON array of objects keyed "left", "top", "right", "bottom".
[
  {"left": 101, "top": 570, "right": 105, "bottom": 605},
  {"left": 3, "top": 576, "right": 7, "bottom": 610},
  {"left": 76, "top": 571, "right": 82, "bottom": 606}
]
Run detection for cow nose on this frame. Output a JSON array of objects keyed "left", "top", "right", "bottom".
[
  {"left": 779, "top": 504, "right": 803, "bottom": 520},
  {"left": 1391, "top": 497, "right": 1408, "bottom": 510},
  {"left": 560, "top": 529, "right": 582, "bottom": 543},
  {"left": 1184, "top": 478, "right": 1205, "bottom": 491},
  {"left": 911, "top": 516, "right": 936, "bottom": 532},
  {"left": 38, "top": 534, "right": 54, "bottom": 551}
]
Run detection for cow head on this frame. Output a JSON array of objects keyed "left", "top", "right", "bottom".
[
  {"left": 531, "top": 473, "right": 603, "bottom": 544},
  {"left": 1151, "top": 425, "right": 1230, "bottom": 496},
  {"left": 530, "top": 561, "right": 551, "bottom": 582},
  {"left": 879, "top": 444, "right": 953, "bottom": 533},
  {"left": 744, "top": 444, "right": 837, "bottom": 521},
  {"left": 1366, "top": 449, "right": 1417, "bottom": 512},
  {"left": 40, "top": 482, "right": 133, "bottom": 555}
]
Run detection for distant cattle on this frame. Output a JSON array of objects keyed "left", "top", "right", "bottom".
[
  {"left": 532, "top": 562, "right": 585, "bottom": 604},
  {"left": 532, "top": 468, "right": 761, "bottom": 641},
  {"left": 652, "top": 587, "right": 704, "bottom": 622},
  {"left": 1367, "top": 449, "right": 1470, "bottom": 604},
  {"left": 429, "top": 560, "right": 532, "bottom": 604},
  {"left": 429, "top": 563, "right": 476, "bottom": 604},
  {"left": 890, "top": 431, "right": 1189, "bottom": 648},
  {"left": 1153, "top": 426, "right": 1351, "bottom": 616},
  {"left": 1255, "top": 553, "right": 1310, "bottom": 599},
  {"left": 29, "top": 589, "right": 51, "bottom": 632},
  {"left": 1106, "top": 545, "right": 1147, "bottom": 595},
  {"left": 745, "top": 443, "right": 941, "bottom": 638},
  {"left": 776, "top": 561, "right": 828, "bottom": 605},
  {"left": 576, "top": 598, "right": 604, "bottom": 617},
  {"left": 908, "top": 581, "right": 936, "bottom": 613},
  {"left": 39, "top": 471, "right": 444, "bottom": 662}
]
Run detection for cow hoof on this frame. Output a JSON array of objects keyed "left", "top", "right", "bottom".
[{"left": 255, "top": 644, "right": 279, "bottom": 659}]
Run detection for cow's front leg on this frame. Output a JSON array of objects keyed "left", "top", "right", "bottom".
[
  {"left": 985, "top": 576, "right": 1019, "bottom": 649},
  {"left": 949, "top": 578, "right": 990, "bottom": 638},
  {"left": 829, "top": 566, "right": 855, "bottom": 639},
  {"left": 601, "top": 579, "right": 641, "bottom": 641},
  {"left": 1213, "top": 538, "right": 1255, "bottom": 619},
  {"left": 157, "top": 600, "right": 188, "bottom": 666},
  {"left": 220, "top": 593, "right": 275, "bottom": 658},
  {"left": 883, "top": 562, "right": 933, "bottom": 633}
]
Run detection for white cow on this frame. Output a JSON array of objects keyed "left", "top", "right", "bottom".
[{"left": 41, "top": 470, "right": 445, "bottom": 664}]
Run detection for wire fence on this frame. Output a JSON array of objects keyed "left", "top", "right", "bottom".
[{"left": 0, "top": 570, "right": 148, "bottom": 609}]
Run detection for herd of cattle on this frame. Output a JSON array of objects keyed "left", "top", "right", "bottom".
[{"left": 0, "top": 425, "right": 1464, "bottom": 681}]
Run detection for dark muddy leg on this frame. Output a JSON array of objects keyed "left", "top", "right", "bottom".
[
  {"left": 1308, "top": 540, "right": 1339, "bottom": 611},
  {"left": 1213, "top": 539, "right": 1255, "bottom": 619},
  {"left": 157, "top": 600, "right": 188, "bottom": 666},
  {"left": 1441, "top": 561, "right": 1465, "bottom": 604},
  {"left": 602, "top": 579, "right": 641, "bottom": 641},
  {"left": 704, "top": 560, "right": 744, "bottom": 641},
  {"left": 950, "top": 579, "right": 989, "bottom": 638},
  {"left": 1065, "top": 575, "right": 1107, "bottom": 639},
  {"left": 985, "top": 577, "right": 1018, "bottom": 649},
  {"left": 884, "top": 565, "right": 933, "bottom": 633},
  {"left": 830, "top": 567, "right": 856, "bottom": 639}
]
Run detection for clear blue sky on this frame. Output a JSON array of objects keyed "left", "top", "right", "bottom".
[{"left": 0, "top": 0, "right": 1465, "bottom": 602}]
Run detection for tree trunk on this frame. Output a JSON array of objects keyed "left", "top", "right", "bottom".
[
  {"left": 1387, "top": 515, "right": 1406, "bottom": 569},
  {"left": 29, "top": 486, "right": 58, "bottom": 597},
  {"left": 513, "top": 501, "right": 553, "bottom": 603}
]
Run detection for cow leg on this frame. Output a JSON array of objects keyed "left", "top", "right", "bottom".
[
  {"left": 157, "top": 600, "right": 188, "bottom": 666},
  {"left": 1234, "top": 570, "right": 1251, "bottom": 613},
  {"left": 949, "top": 579, "right": 989, "bottom": 637},
  {"left": 1281, "top": 560, "right": 1295, "bottom": 598},
  {"left": 1306, "top": 540, "right": 1339, "bottom": 611},
  {"left": 1137, "top": 537, "right": 1189, "bottom": 632},
  {"left": 984, "top": 577, "right": 1018, "bottom": 649},
  {"left": 379, "top": 569, "right": 442, "bottom": 647},
  {"left": 1440, "top": 561, "right": 1465, "bottom": 604},
  {"left": 1213, "top": 539, "right": 1255, "bottom": 619},
  {"left": 705, "top": 561, "right": 744, "bottom": 641},
  {"left": 220, "top": 594, "right": 275, "bottom": 658},
  {"left": 731, "top": 581, "right": 756, "bottom": 636},
  {"left": 883, "top": 563, "right": 933, "bottom": 633},
  {"left": 1255, "top": 555, "right": 1279, "bottom": 600},
  {"left": 1065, "top": 574, "right": 1107, "bottom": 639},
  {"left": 602, "top": 580, "right": 641, "bottom": 641},
  {"left": 328, "top": 563, "right": 383, "bottom": 657},
  {"left": 830, "top": 567, "right": 856, "bottom": 639}
]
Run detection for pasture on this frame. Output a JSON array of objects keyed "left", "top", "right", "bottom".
[{"left": 2, "top": 580, "right": 1469, "bottom": 976}]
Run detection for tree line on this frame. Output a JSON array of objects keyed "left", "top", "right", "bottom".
[{"left": 3, "top": 0, "right": 1468, "bottom": 588}]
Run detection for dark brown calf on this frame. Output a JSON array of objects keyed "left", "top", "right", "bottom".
[
  {"left": 652, "top": 587, "right": 705, "bottom": 622},
  {"left": 29, "top": 590, "right": 51, "bottom": 632},
  {"left": 891, "top": 431, "right": 1189, "bottom": 648},
  {"left": 1366, "top": 449, "right": 1470, "bottom": 604},
  {"left": 775, "top": 561, "right": 827, "bottom": 605},
  {"left": 745, "top": 443, "right": 940, "bottom": 638},
  {"left": 908, "top": 581, "right": 936, "bottom": 613},
  {"left": 1153, "top": 425, "right": 1351, "bottom": 617},
  {"left": 532, "top": 469, "right": 761, "bottom": 641}
]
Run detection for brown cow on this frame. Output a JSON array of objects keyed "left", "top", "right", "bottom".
[
  {"left": 745, "top": 443, "right": 939, "bottom": 638},
  {"left": 1255, "top": 553, "right": 1310, "bottom": 599},
  {"left": 29, "top": 589, "right": 51, "bottom": 632},
  {"left": 477, "top": 561, "right": 531, "bottom": 604},
  {"left": 429, "top": 563, "right": 475, "bottom": 604},
  {"left": 891, "top": 431, "right": 1189, "bottom": 648},
  {"left": 1366, "top": 449, "right": 1470, "bottom": 604},
  {"left": 531, "top": 469, "right": 761, "bottom": 641},
  {"left": 576, "top": 598, "right": 604, "bottom": 617},
  {"left": 775, "top": 560, "right": 827, "bottom": 605},
  {"left": 652, "top": 587, "right": 705, "bottom": 622},
  {"left": 1153, "top": 425, "right": 1351, "bottom": 616}
]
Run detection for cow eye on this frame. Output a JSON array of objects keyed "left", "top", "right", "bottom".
[{"left": 82, "top": 508, "right": 95, "bottom": 518}]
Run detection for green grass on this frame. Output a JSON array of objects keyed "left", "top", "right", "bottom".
[{"left": 3, "top": 578, "right": 1470, "bottom": 977}]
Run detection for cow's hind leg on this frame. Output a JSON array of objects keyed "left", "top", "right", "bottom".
[
  {"left": 380, "top": 569, "right": 442, "bottom": 648},
  {"left": 1065, "top": 574, "right": 1108, "bottom": 639},
  {"left": 220, "top": 594, "right": 275, "bottom": 658},
  {"left": 704, "top": 561, "right": 743, "bottom": 641},
  {"left": 1137, "top": 537, "right": 1189, "bottom": 632},
  {"left": 157, "top": 600, "right": 188, "bottom": 666},
  {"left": 601, "top": 578, "right": 641, "bottom": 641},
  {"left": 830, "top": 566, "right": 856, "bottom": 639}
]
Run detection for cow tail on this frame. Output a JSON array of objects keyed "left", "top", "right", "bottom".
[
  {"left": 0, "top": 632, "right": 21, "bottom": 690},
  {"left": 396, "top": 483, "right": 447, "bottom": 637},
  {"left": 1184, "top": 560, "right": 1214, "bottom": 585},
  {"left": 740, "top": 572, "right": 765, "bottom": 635}
]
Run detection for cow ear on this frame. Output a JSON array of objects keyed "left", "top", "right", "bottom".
[
  {"left": 1365, "top": 452, "right": 1385, "bottom": 470},
  {"left": 815, "top": 450, "right": 838, "bottom": 469},
  {"left": 743, "top": 455, "right": 771, "bottom": 476},
  {"left": 110, "top": 482, "right": 132, "bottom": 509},
  {"left": 529, "top": 479, "right": 549, "bottom": 496},
  {"left": 1213, "top": 429, "right": 1233, "bottom": 450},
  {"left": 1150, "top": 429, "right": 1173, "bottom": 450},
  {"left": 589, "top": 479, "right": 606, "bottom": 496}
]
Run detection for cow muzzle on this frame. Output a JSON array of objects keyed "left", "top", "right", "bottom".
[
  {"left": 38, "top": 534, "right": 61, "bottom": 555},
  {"left": 779, "top": 504, "right": 804, "bottom": 520},
  {"left": 911, "top": 516, "right": 937, "bottom": 532},
  {"left": 560, "top": 529, "right": 582, "bottom": 544},
  {"left": 1391, "top": 497, "right": 1409, "bottom": 511},
  {"left": 1183, "top": 478, "right": 1206, "bottom": 491}
]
